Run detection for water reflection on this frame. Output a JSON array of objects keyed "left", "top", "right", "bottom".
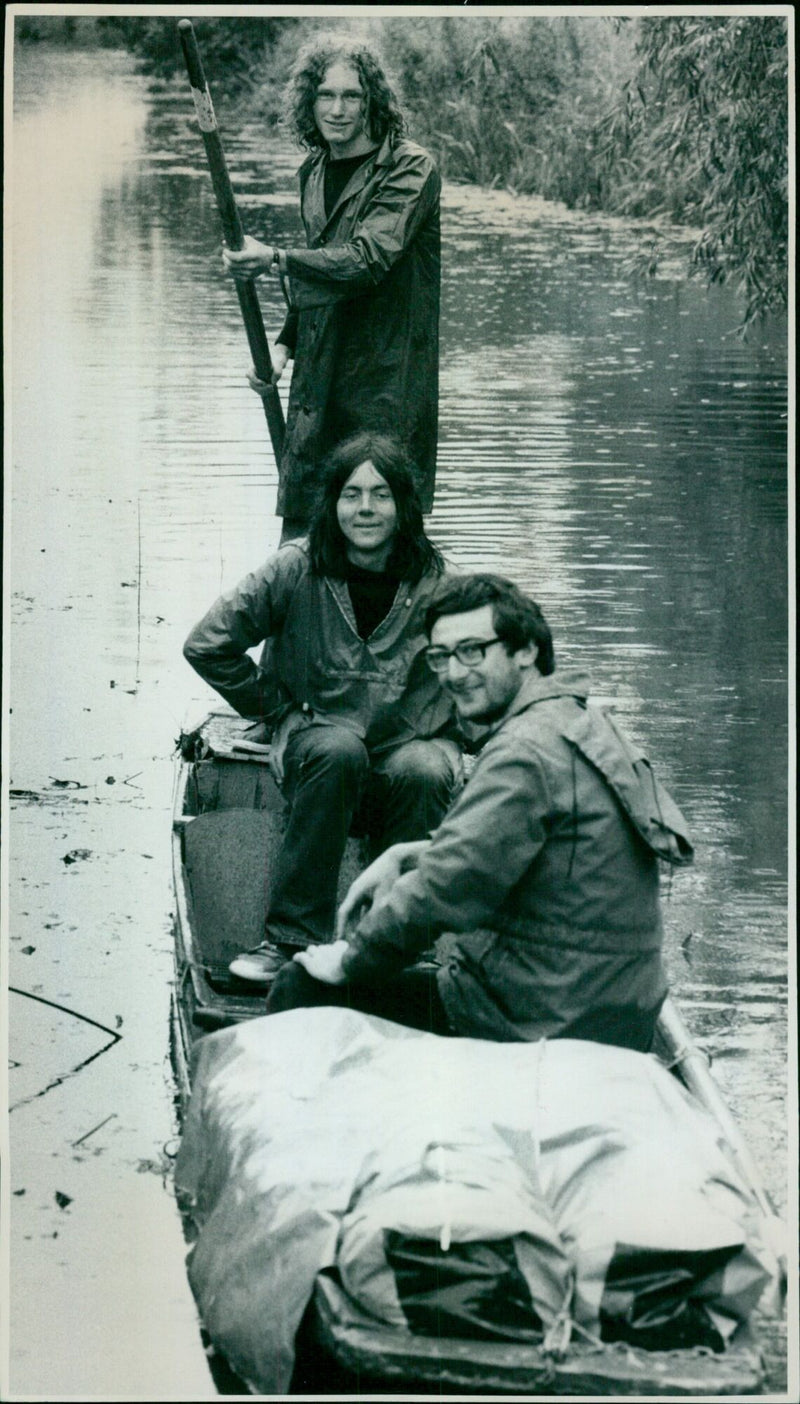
[{"left": 11, "top": 42, "right": 789, "bottom": 1211}]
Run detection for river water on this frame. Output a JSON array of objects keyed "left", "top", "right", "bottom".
[{"left": 6, "top": 44, "right": 791, "bottom": 1399}]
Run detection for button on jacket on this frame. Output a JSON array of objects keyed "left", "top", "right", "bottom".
[
  {"left": 183, "top": 541, "right": 455, "bottom": 751},
  {"left": 277, "top": 135, "right": 440, "bottom": 520},
  {"left": 342, "top": 669, "right": 694, "bottom": 1046}
]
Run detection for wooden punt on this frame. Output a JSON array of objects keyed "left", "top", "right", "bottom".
[{"left": 170, "top": 708, "right": 775, "bottom": 1396}]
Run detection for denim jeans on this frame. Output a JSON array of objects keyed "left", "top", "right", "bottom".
[{"left": 266, "top": 724, "right": 462, "bottom": 949}]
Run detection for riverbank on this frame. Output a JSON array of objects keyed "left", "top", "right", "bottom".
[{"left": 13, "top": 10, "right": 788, "bottom": 327}]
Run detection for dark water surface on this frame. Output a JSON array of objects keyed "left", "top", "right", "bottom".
[{"left": 7, "top": 47, "right": 790, "bottom": 1397}]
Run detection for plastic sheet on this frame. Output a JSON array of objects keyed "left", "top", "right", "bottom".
[{"left": 175, "top": 1008, "right": 779, "bottom": 1393}]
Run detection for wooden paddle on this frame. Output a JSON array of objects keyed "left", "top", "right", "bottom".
[{"left": 178, "top": 19, "right": 286, "bottom": 465}]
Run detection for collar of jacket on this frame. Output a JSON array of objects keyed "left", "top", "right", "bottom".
[
  {"left": 300, "top": 132, "right": 394, "bottom": 178},
  {"left": 491, "top": 668, "right": 592, "bottom": 734},
  {"left": 324, "top": 571, "right": 415, "bottom": 642},
  {"left": 300, "top": 134, "right": 394, "bottom": 240}
]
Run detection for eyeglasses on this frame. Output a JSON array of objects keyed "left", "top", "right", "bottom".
[
  {"left": 425, "top": 638, "right": 504, "bottom": 674},
  {"left": 315, "top": 89, "right": 364, "bottom": 110}
]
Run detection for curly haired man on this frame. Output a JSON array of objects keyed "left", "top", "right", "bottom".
[{"left": 224, "top": 35, "right": 441, "bottom": 538}]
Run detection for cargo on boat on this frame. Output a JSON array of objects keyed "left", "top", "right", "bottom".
[{"left": 170, "top": 709, "right": 784, "bottom": 1396}]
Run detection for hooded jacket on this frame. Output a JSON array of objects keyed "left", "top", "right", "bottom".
[
  {"left": 342, "top": 669, "right": 694, "bottom": 1047},
  {"left": 276, "top": 135, "right": 440, "bottom": 520},
  {"left": 183, "top": 541, "right": 455, "bottom": 752}
]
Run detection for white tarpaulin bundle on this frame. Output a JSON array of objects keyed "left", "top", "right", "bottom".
[{"left": 175, "top": 1007, "right": 778, "bottom": 1394}]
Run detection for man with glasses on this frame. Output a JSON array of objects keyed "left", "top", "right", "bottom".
[
  {"left": 268, "top": 574, "right": 694, "bottom": 1054},
  {"left": 223, "top": 36, "right": 440, "bottom": 540}
]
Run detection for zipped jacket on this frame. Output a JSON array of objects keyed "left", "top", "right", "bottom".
[
  {"left": 277, "top": 135, "right": 440, "bottom": 519},
  {"left": 343, "top": 670, "right": 694, "bottom": 1046},
  {"left": 183, "top": 541, "right": 455, "bottom": 750}
]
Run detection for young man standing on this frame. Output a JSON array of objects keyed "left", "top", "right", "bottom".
[{"left": 223, "top": 37, "right": 440, "bottom": 537}]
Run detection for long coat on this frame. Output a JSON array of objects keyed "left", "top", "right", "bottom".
[
  {"left": 342, "top": 669, "right": 694, "bottom": 1050},
  {"left": 278, "top": 135, "right": 441, "bottom": 520}
]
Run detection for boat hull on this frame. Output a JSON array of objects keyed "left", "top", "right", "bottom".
[{"left": 170, "top": 709, "right": 771, "bottom": 1395}]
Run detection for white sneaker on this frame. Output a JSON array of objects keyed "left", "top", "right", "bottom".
[{"left": 228, "top": 941, "right": 289, "bottom": 985}]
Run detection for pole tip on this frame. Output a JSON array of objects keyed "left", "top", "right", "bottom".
[{"left": 178, "top": 19, "right": 192, "bottom": 33}]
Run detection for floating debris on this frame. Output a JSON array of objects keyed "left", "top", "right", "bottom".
[
  {"left": 21, "top": 946, "right": 36, "bottom": 955},
  {"left": 8, "top": 987, "right": 123, "bottom": 1111},
  {"left": 54, "top": 1191, "right": 73, "bottom": 1209},
  {"left": 10, "top": 789, "right": 89, "bottom": 806},
  {"left": 72, "top": 1113, "right": 117, "bottom": 1148},
  {"left": 62, "top": 849, "right": 92, "bottom": 865}
]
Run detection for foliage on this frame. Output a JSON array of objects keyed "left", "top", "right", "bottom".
[
  {"left": 14, "top": 15, "right": 106, "bottom": 45},
  {"left": 93, "top": 16, "right": 298, "bottom": 96},
  {"left": 16, "top": 13, "right": 787, "bottom": 325},
  {"left": 377, "top": 16, "right": 579, "bottom": 188},
  {"left": 626, "top": 16, "right": 789, "bottom": 327}
]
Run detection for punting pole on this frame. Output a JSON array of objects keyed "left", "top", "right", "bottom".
[{"left": 178, "top": 19, "right": 286, "bottom": 467}]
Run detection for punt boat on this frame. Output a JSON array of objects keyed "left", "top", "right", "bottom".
[{"left": 170, "top": 707, "right": 778, "bottom": 1396}]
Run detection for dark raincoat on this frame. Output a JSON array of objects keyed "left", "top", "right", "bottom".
[{"left": 277, "top": 135, "right": 441, "bottom": 520}]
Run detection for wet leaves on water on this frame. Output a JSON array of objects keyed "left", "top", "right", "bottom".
[
  {"left": 136, "top": 1158, "right": 162, "bottom": 1176},
  {"left": 136, "top": 1148, "right": 174, "bottom": 1179},
  {"left": 62, "top": 849, "right": 92, "bottom": 865},
  {"left": 11, "top": 789, "right": 89, "bottom": 807}
]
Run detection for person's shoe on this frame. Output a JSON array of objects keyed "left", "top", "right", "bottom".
[{"left": 228, "top": 941, "right": 290, "bottom": 985}]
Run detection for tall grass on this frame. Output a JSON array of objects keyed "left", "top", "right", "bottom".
[{"left": 19, "top": 12, "right": 786, "bottom": 322}]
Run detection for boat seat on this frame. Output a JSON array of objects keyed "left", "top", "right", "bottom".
[
  {"left": 182, "top": 807, "right": 368, "bottom": 973},
  {"left": 192, "top": 757, "right": 283, "bottom": 814},
  {"left": 183, "top": 809, "right": 280, "bottom": 970}
]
